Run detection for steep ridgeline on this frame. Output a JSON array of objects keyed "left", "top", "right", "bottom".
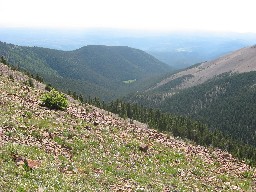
[
  {"left": 129, "top": 45, "right": 256, "bottom": 147},
  {"left": 1, "top": 63, "right": 256, "bottom": 191},
  {"left": 0, "top": 41, "right": 172, "bottom": 101}
]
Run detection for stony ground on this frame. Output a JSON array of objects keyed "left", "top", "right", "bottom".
[{"left": 0, "top": 63, "right": 256, "bottom": 191}]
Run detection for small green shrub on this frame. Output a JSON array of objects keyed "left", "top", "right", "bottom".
[
  {"left": 41, "top": 89, "right": 68, "bottom": 110},
  {"left": 1, "top": 55, "right": 7, "bottom": 65}
]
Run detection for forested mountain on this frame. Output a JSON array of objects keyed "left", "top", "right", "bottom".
[
  {"left": 128, "top": 46, "right": 256, "bottom": 147},
  {"left": 0, "top": 41, "right": 172, "bottom": 100}
]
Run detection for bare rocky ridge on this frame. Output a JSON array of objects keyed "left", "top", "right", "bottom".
[
  {"left": 150, "top": 45, "right": 256, "bottom": 93},
  {"left": 1, "top": 63, "right": 256, "bottom": 191}
]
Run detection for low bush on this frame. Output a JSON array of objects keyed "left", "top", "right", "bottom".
[{"left": 41, "top": 89, "right": 68, "bottom": 110}]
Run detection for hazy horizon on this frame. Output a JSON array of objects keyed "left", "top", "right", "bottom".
[
  {"left": 1, "top": 0, "right": 256, "bottom": 70},
  {"left": 1, "top": 0, "right": 256, "bottom": 33}
]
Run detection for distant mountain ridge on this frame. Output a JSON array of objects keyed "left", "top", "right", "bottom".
[
  {"left": 149, "top": 45, "right": 256, "bottom": 94},
  {"left": 0, "top": 41, "right": 172, "bottom": 100}
]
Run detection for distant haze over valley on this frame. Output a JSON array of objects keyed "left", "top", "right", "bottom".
[{"left": 1, "top": 28, "right": 256, "bottom": 69}]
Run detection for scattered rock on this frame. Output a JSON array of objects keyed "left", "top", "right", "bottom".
[
  {"left": 42, "top": 132, "right": 49, "bottom": 137},
  {"left": 139, "top": 144, "right": 149, "bottom": 152},
  {"left": 16, "top": 158, "right": 25, "bottom": 166},
  {"left": 85, "top": 126, "right": 92, "bottom": 130},
  {"left": 12, "top": 154, "right": 40, "bottom": 169},
  {"left": 38, "top": 187, "right": 44, "bottom": 192},
  {"left": 94, "top": 121, "right": 99, "bottom": 126},
  {"left": 26, "top": 159, "right": 41, "bottom": 169},
  {"left": 12, "top": 154, "right": 24, "bottom": 165}
]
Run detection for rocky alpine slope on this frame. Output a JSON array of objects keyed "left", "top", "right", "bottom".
[{"left": 0, "top": 62, "right": 256, "bottom": 191}]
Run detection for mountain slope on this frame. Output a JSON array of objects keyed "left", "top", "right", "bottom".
[
  {"left": 158, "top": 72, "right": 256, "bottom": 145},
  {"left": 128, "top": 46, "right": 256, "bottom": 147},
  {"left": 1, "top": 63, "right": 256, "bottom": 191},
  {"left": 0, "top": 41, "right": 172, "bottom": 100},
  {"left": 149, "top": 45, "right": 256, "bottom": 93}
]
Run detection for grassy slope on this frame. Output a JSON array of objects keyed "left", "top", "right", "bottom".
[{"left": 0, "top": 63, "right": 256, "bottom": 191}]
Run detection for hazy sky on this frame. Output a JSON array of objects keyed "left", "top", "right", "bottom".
[{"left": 0, "top": 0, "right": 255, "bottom": 33}]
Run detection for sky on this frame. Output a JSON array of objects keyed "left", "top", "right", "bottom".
[{"left": 0, "top": 0, "right": 255, "bottom": 33}]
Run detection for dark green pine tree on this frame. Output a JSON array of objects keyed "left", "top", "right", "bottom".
[{"left": 1, "top": 56, "right": 7, "bottom": 65}]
